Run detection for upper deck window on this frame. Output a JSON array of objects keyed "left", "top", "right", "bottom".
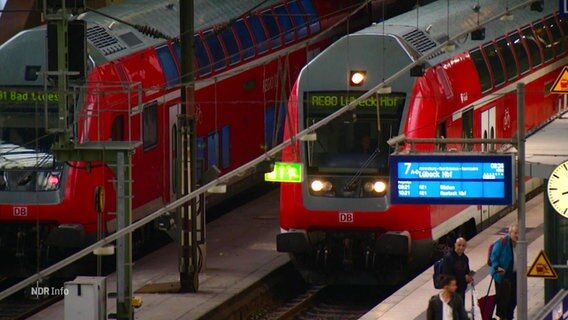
[
  {"left": 544, "top": 16, "right": 565, "bottom": 56},
  {"left": 508, "top": 32, "right": 530, "bottom": 75},
  {"left": 533, "top": 21, "right": 553, "bottom": 62},
  {"left": 194, "top": 35, "right": 211, "bottom": 77},
  {"left": 521, "top": 26, "right": 542, "bottom": 68},
  {"left": 156, "top": 46, "right": 180, "bottom": 86},
  {"left": 299, "top": 0, "right": 320, "bottom": 34},
  {"left": 557, "top": 15, "right": 568, "bottom": 42},
  {"left": 234, "top": 19, "right": 255, "bottom": 60},
  {"left": 483, "top": 43, "right": 505, "bottom": 87},
  {"left": 204, "top": 31, "right": 227, "bottom": 71},
  {"left": 469, "top": 49, "right": 492, "bottom": 92},
  {"left": 495, "top": 38, "right": 518, "bottom": 81},
  {"left": 274, "top": 5, "right": 295, "bottom": 43},
  {"left": 262, "top": 9, "right": 282, "bottom": 49},
  {"left": 220, "top": 29, "right": 240, "bottom": 65},
  {"left": 288, "top": 1, "right": 308, "bottom": 39},
  {"left": 247, "top": 15, "right": 268, "bottom": 54}
]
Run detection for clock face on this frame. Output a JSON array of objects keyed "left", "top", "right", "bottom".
[{"left": 547, "top": 161, "right": 568, "bottom": 218}]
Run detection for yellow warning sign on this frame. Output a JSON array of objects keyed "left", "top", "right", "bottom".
[
  {"left": 527, "top": 250, "right": 558, "bottom": 279},
  {"left": 550, "top": 66, "right": 568, "bottom": 93}
]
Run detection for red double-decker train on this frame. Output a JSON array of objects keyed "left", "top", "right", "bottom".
[
  {"left": 278, "top": 0, "right": 563, "bottom": 284},
  {"left": 0, "top": 0, "right": 419, "bottom": 277}
]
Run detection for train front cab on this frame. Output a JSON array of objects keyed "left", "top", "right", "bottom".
[{"left": 276, "top": 29, "right": 432, "bottom": 284}]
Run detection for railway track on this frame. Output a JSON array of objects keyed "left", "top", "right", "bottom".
[
  {"left": 263, "top": 285, "right": 390, "bottom": 320},
  {"left": 0, "top": 295, "right": 62, "bottom": 320}
]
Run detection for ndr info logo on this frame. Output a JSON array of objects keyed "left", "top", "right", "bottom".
[
  {"left": 30, "top": 282, "right": 70, "bottom": 297},
  {"left": 562, "top": 0, "right": 568, "bottom": 17}
]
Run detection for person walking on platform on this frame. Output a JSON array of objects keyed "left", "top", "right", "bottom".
[
  {"left": 427, "top": 275, "right": 468, "bottom": 320},
  {"left": 442, "top": 237, "right": 474, "bottom": 302},
  {"left": 490, "top": 224, "right": 519, "bottom": 320}
]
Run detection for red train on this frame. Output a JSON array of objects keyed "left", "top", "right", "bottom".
[
  {"left": 278, "top": 0, "right": 564, "bottom": 284},
  {"left": 0, "top": 0, "right": 417, "bottom": 277}
]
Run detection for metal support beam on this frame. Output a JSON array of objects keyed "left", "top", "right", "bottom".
[
  {"left": 517, "top": 83, "right": 528, "bottom": 320},
  {"left": 545, "top": 186, "right": 558, "bottom": 302},
  {"left": 115, "top": 152, "right": 133, "bottom": 320},
  {"left": 179, "top": 0, "right": 199, "bottom": 293}
]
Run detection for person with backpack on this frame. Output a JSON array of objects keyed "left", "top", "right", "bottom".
[
  {"left": 490, "top": 224, "right": 519, "bottom": 320},
  {"left": 442, "top": 237, "right": 474, "bottom": 302},
  {"left": 427, "top": 274, "right": 469, "bottom": 320}
]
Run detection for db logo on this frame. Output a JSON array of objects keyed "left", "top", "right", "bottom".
[
  {"left": 13, "top": 207, "right": 28, "bottom": 217},
  {"left": 339, "top": 212, "right": 354, "bottom": 223}
]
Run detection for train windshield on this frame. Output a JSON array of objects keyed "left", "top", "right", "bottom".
[
  {"left": 0, "top": 88, "right": 59, "bottom": 170},
  {"left": 304, "top": 92, "right": 405, "bottom": 174}
]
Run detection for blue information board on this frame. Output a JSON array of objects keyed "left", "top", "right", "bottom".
[
  {"left": 389, "top": 154, "right": 515, "bottom": 205},
  {"left": 561, "top": 0, "right": 568, "bottom": 18}
]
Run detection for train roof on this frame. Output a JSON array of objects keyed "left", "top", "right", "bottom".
[
  {"left": 359, "top": 0, "right": 557, "bottom": 65},
  {"left": 77, "top": 0, "right": 281, "bottom": 63}
]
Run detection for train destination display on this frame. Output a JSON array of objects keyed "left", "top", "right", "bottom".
[
  {"left": 0, "top": 89, "right": 60, "bottom": 104},
  {"left": 389, "top": 154, "right": 515, "bottom": 205}
]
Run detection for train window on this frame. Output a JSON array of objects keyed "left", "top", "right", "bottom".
[
  {"left": 204, "top": 31, "right": 226, "bottom": 71},
  {"left": 558, "top": 16, "right": 568, "bottom": 42},
  {"left": 435, "top": 66, "right": 453, "bottom": 99},
  {"left": 234, "top": 19, "right": 255, "bottom": 60},
  {"left": 495, "top": 38, "right": 518, "bottom": 81},
  {"left": 25, "top": 65, "right": 41, "bottom": 81},
  {"left": 172, "top": 42, "right": 181, "bottom": 60},
  {"left": 156, "top": 46, "right": 180, "bottom": 86},
  {"left": 221, "top": 126, "right": 230, "bottom": 169},
  {"left": 262, "top": 9, "right": 282, "bottom": 49},
  {"left": 469, "top": 49, "right": 492, "bottom": 92},
  {"left": 111, "top": 115, "right": 124, "bottom": 141},
  {"left": 220, "top": 29, "right": 240, "bottom": 65},
  {"left": 299, "top": 0, "right": 320, "bottom": 34},
  {"left": 508, "top": 32, "right": 530, "bottom": 74},
  {"left": 483, "top": 43, "right": 505, "bottom": 87},
  {"left": 288, "top": 1, "right": 308, "bottom": 39},
  {"left": 247, "top": 15, "right": 268, "bottom": 53},
  {"left": 207, "top": 132, "right": 219, "bottom": 168},
  {"left": 265, "top": 106, "right": 276, "bottom": 149},
  {"left": 197, "top": 137, "right": 205, "bottom": 182},
  {"left": 532, "top": 21, "right": 553, "bottom": 62},
  {"left": 274, "top": 5, "right": 295, "bottom": 43},
  {"left": 521, "top": 26, "right": 542, "bottom": 68},
  {"left": 171, "top": 124, "right": 177, "bottom": 194},
  {"left": 194, "top": 35, "right": 211, "bottom": 76},
  {"left": 544, "top": 16, "right": 565, "bottom": 56},
  {"left": 461, "top": 108, "right": 474, "bottom": 151},
  {"left": 436, "top": 122, "right": 446, "bottom": 151},
  {"left": 143, "top": 102, "right": 158, "bottom": 151}
]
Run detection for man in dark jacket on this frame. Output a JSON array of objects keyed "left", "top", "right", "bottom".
[
  {"left": 427, "top": 275, "right": 468, "bottom": 320},
  {"left": 443, "top": 237, "right": 474, "bottom": 301}
]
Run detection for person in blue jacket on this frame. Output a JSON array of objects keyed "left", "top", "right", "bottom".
[{"left": 490, "top": 224, "right": 519, "bottom": 320}]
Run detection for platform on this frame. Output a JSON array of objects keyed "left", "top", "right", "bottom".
[
  {"left": 29, "top": 189, "right": 289, "bottom": 320},
  {"left": 360, "top": 193, "right": 546, "bottom": 320}
]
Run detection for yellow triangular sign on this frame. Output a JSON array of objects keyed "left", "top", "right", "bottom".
[
  {"left": 527, "top": 250, "right": 557, "bottom": 279},
  {"left": 550, "top": 66, "right": 568, "bottom": 93}
]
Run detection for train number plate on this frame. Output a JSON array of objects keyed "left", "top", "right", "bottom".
[
  {"left": 339, "top": 212, "right": 354, "bottom": 223},
  {"left": 13, "top": 207, "right": 28, "bottom": 217}
]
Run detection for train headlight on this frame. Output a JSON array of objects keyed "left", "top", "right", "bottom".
[
  {"left": 350, "top": 70, "right": 367, "bottom": 86},
  {"left": 373, "top": 181, "right": 387, "bottom": 193},
  {"left": 48, "top": 175, "right": 60, "bottom": 186},
  {"left": 310, "top": 179, "right": 332, "bottom": 192},
  {"left": 364, "top": 180, "right": 387, "bottom": 194},
  {"left": 39, "top": 171, "right": 62, "bottom": 191}
]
